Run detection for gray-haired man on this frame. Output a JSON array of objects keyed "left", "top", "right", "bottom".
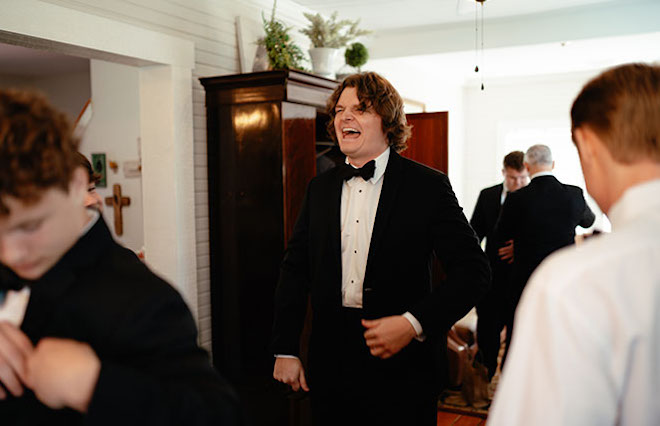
[{"left": 495, "top": 144, "right": 595, "bottom": 366}]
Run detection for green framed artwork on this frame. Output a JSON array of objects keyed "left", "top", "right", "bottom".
[{"left": 91, "top": 153, "right": 107, "bottom": 188}]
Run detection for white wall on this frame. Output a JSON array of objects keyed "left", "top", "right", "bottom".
[
  {"left": 0, "top": 70, "right": 91, "bottom": 122},
  {"left": 80, "top": 59, "right": 144, "bottom": 252},
  {"left": 38, "top": 0, "right": 315, "bottom": 351},
  {"left": 368, "top": 58, "right": 610, "bottom": 232},
  {"left": 461, "top": 71, "right": 605, "bottom": 231},
  {"left": 367, "top": 59, "right": 468, "bottom": 201}
]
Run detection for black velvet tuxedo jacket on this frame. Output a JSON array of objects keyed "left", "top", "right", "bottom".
[
  {"left": 497, "top": 174, "right": 595, "bottom": 296},
  {"left": 0, "top": 217, "right": 240, "bottom": 425},
  {"left": 271, "top": 151, "right": 490, "bottom": 392}
]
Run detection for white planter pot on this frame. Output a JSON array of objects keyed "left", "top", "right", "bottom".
[{"left": 309, "top": 47, "right": 340, "bottom": 79}]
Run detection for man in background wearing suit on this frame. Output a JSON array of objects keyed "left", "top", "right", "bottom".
[
  {"left": 271, "top": 72, "right": 490, "bottom": 426},
  {"left": 470, "top": 151, "right": 528, "bottom": 380},
  {"left": 490, "top": 61, "right": 660, "bottom": 426},
  {"left": 0, "top": 89, "right": 240, "bottom": 425},
  {"left": 497, "top": 144, "right": 595, "bottom": 365}
]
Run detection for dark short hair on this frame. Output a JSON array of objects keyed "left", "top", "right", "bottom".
[
  {"left": 326, "top": 72, "right": 412, "bottom": 153},
  {"left": 571, "top": 63, "right": 660, "bottom": 163},
  {"left": 75, "top": 152, "right": 101, "bottom": 185},
  {"left": 503, "top": 151, "right": 524, "bottom": 171},
  {"left": 0, "top": 89, "right": 79, "bottom": 215}
]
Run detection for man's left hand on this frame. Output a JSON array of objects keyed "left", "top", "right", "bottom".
[
  {"left": 498, "top": 239, "right": 515, "bottom": 264},
  {"left": 362, "top": 316, "right": 416, "bottom": 359},
  {"left": 24, "top": 338, "right": 101, "bottom": 413}
]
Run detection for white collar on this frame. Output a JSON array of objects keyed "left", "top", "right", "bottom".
[
  {"left": 81, "top": 208, "right": 100, "bottom": 236},
  {"left": 345, "top": 147, "right": 390, "bottom": 184},
  {"left": 608, "top": 178, "right": 660, "bottom": 231},
  {"left": 530, "top": 171, "right": 554, "bottom": 180}
]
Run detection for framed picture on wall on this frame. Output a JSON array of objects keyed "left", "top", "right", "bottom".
[{"left": 91, "top": 152, "right": 107, "bottom": 188}]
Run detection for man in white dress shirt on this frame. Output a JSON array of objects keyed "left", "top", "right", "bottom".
[{"left": 489, "top": 63, "right": 660, "bottom": 425}]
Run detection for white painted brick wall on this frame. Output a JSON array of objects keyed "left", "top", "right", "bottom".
[{"left": 42, "top": 0, "right": 315, "bottom": 352}]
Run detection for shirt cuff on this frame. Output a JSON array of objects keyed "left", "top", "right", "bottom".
[
  {"left": 403, "top": 312, "right": 426, "bottom": 342},
  {"left": 274, "top": 354, "right": 300, "bottom": 360}
]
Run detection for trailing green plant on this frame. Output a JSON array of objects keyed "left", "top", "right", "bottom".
[
  {"left": 344, "top": 42, "right": 368, "bottom": 72},
  {"left": 258, "top": 1, "right": 306, "bottom": 70},
  {"left": 301, "top": 12, "right": 370, "bottom": 48}
]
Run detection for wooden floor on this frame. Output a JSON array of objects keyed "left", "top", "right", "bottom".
[{"left": 437, "top": 410, "right": 486, "bottom": 426}]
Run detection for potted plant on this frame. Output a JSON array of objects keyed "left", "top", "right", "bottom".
[
  {"left": 344, "top": 42, "right": 369, "bottom": 73},
  {"left": 256, "top": 1, "right": 306, "bottom": 71},
  {"left": 300, "top": 12, "right": 370, "bottom": 78}
]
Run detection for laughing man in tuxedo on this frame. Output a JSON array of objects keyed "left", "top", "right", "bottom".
[
  {"left": 470, "top": 151, "right": 528, "bottom": 380},
  {"left": 271, "top": 72, "right": 490, "bottom": 426}
]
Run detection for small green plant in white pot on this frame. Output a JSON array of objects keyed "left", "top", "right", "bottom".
[{"left": 301, "top": 12, "right": 370, "bottom": 79}]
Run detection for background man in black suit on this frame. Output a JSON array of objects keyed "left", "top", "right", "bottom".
[
  {"left": 470, "top": 151, "right": 528, "bottom": 380},
  {"left": 0, "top": 89, "right": 240, "bottom": 425},
  {"left": 271, "top": 72, "right": 490, "bottom": 426},
  {"left": 497, "top": 144, "right": 595, "bottom": 365}
]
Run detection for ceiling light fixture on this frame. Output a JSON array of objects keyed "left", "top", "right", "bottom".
[{"left": 474, "top": 0, "right": 487, "bottom": 90}]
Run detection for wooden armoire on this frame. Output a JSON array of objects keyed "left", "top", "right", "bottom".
[{"left": 200, "top": 70, "right": 447, "bottom": 426}]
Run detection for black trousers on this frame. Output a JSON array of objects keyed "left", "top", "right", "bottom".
[
  {"left": 476, "top": 287, "right": 507, "bottom": 379},
  {"left": 309, "top": 308, "right": 437, "bottom": 426}
]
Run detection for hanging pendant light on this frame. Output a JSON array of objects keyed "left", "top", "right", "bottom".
[{"left": 474, "top": 0, "right": 487, "bottom": 90}]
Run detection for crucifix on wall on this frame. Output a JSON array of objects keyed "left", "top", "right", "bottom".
[{"left": 105, "top": 184, "right": 131, "bottom": 236}]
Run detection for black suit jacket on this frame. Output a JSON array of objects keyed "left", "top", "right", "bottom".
[
  {"left": 271, "top": 151, "right": 490, "bottom": 393},
  {"left": 0, "top": 217, "right": 240, "bottom": 426},
  {"left": 470, "top": 184, "right": 505, "bottom": 263},
  {"left": 470, "top": 183, "right": 512, "bottom": 292},
  {"left": 497, "top": 175, "right": 595, "bottom": 296}
]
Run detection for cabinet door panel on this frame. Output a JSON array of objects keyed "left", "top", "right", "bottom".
[{"left": 403, "top": 111, "right": 448, "bottom": 173}]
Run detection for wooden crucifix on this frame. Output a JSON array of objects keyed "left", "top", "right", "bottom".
[{"left": 105, "top": 184, "right": 131, "bottom": 236}]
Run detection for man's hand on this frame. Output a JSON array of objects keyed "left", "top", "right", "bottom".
[
  {"left": 499, "top": 239, "right": 515, "bottom": 264},
  {"left": 362, "top": 315, "right": 416, "bottom": 359},
  {"left": 273, "top": 357, "right": 309, "bottom": 392},
  {"left": 0, "top": 322, "right": 33, "bottom": 399},
  {"left": 24, "top": 338, "right": 101, "bottom": 413}
]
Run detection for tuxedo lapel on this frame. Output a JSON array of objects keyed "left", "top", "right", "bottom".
[
  {"left": 364, "top": 151, "right": 403, "bottom": 285},
  {"left": 328, "top": 171, "right": 344, "bottom": 287}
]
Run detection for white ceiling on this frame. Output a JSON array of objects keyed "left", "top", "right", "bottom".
[
  {"left": 0, "top": 0, "right": 656, "bottom": 82},
  {"left": 291, "top": 0, "right": 627, "bottom": 31},
  {"left": 0, "top": 43, "right": 88, "bottom": 77}
]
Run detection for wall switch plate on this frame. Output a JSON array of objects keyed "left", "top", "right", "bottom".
[{"left": 123, "top": 160, "right": 141, "bottom": 178}]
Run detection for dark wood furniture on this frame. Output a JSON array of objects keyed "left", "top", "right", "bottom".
[
  {"left": 200, "top": 70, "right": 449, "bottom": 425},
  {"left": 405, "top": 111, "right": 449, "bottom": 173},
  {"left": 200, "top": 70, "right": 338, "bottom": 426}
]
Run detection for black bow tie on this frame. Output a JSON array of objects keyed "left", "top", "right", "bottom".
[{"left": 339, "top": 160, "right": 376, "bottom": 181}]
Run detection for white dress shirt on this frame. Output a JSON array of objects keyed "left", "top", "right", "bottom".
[
  {"left": 529, "top": 170, "right": 554, "bottom": 180},
  {"left": 500, "top": 184, "right": 509, "bottom": 205},
  {"left": 340, "top": 148, "right": 388, "bottom": 307},
  {"left": 341, "top": 148, "right": 423, "bottom": 337},
  {"left": 488, "top": 178, "right": 660, "bottom": 426}
]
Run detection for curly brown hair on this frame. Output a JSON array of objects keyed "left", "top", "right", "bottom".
[
  {"left": 326, "top": 72, "right": 412, "bottom": 153},
  {"left": 0, "top": 89, "right": 80, "bottom": 216}
]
